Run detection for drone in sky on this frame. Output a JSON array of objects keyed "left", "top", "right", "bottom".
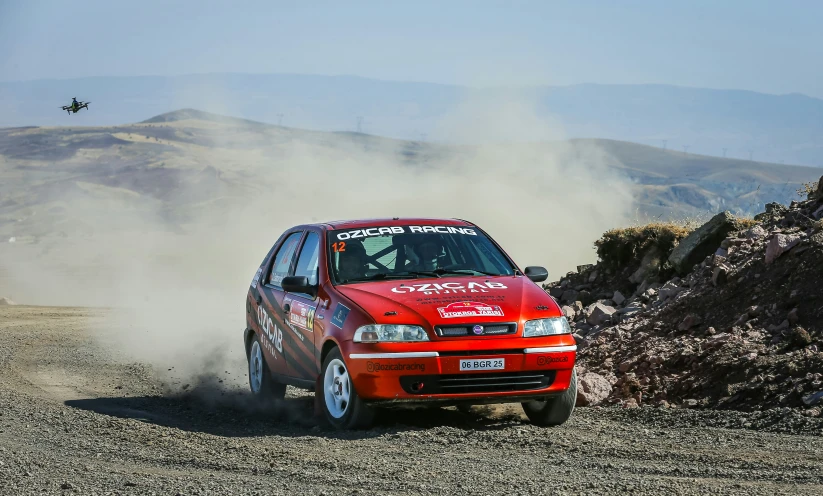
[{"left": 61, "top": 97, "right": 90, "bottom": 114}]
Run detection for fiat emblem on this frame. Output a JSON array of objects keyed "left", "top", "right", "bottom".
[{"left": 472, "top": 325, "right": 484, "bottom": 335}]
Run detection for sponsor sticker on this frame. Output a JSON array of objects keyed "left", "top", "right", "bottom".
[
  {"left": 366, "top": 362, "right": 426, "bottom": 373},
  {"left": 537, "top": 355, "right": 570, "bottom": 366},
  {"left": 437, "top": 301, "right": 505, "bottom": 319},
  {"left": 415, "top": 294, "right": 505, "bottom": 304},
  {"left": 330, "top": 303, "right": 350, "bottom": 329},
  {"left": 285, "top": 322, "right": 305, "bottom": 342},
  {"left": 289, "top": 300, "right": 316, "bottom": 333},
  {"left": 392, "top": 281, "right": 508, "bottom": 295},
  {"left": 257, "top": 306, "right": 283, "bottom": 359}
]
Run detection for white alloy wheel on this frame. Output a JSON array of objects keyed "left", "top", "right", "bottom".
[
  {"left": 247, "top": 333, "right": 287, "bottom": 401},
  {"left": 324, "top": 358, "right": 351, "bottom": 418},
  {"left": 249, "top": 340, "right": 264, "bottom": 394}
]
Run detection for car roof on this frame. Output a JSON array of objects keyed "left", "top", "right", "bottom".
[{"left": 302, "top": 218, "right": 476, "bottom": 230}]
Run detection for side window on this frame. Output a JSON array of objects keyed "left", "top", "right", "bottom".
[
  {"left": 293, "top": 232, "right": 320, "bottom": 286},
  {"left": 268, "top": 232, "right": 303, "bottom": 287}
]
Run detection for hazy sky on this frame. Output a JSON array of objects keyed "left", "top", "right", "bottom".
[{"left": 2, "top": 0, "right": 822, "bottom": 97}]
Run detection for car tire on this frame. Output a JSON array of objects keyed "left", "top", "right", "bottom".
[
  {"left": 320, "top": 347, "right": 375, "bottom": 429},
  {"left": 521, "top": 369, "right": 577, "bottom": 427},
  {"left": 248, "top": 334, "right": 286, "bottom": 402}
]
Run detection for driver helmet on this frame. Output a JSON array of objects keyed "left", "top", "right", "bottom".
[
  {"left": 337, "top": 240, "right": 367, "bottom": 281},
  {"left": 410, "top": 234, "right": 443, "bottom": 271}
]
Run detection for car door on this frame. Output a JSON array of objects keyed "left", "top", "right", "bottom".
[
  {"left": 282, "top": 230, "right": 322, "bottom": 379},
  {"left": 258, "top": 230, "right": 304, "bottom": 378}
]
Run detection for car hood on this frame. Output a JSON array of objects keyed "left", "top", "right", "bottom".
[{"left": 336, "top": 275, "right": 562, "bottom": 330}]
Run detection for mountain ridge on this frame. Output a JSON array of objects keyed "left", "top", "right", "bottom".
[{"left": 2, "top": 73, "right": 822, "bottom": 166}]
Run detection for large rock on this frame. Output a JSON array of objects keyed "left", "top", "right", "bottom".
[
  {"left": 765, "top": 234, "right": 801, "bottom": 264},
  {"left": 560, "top": 289, "right": 579, "bottom": 304},
  {"left": 667, "top": 211, "right": 745, "bottom": 274},
  {"left": 658, "top": 281, "right": 683, "bottom": 300},
  {"left": 586, "top": 303, "right": 616, "bottom": 326},
  {"left": 745, "top": 225, "right": 768, "bottom": 240},
  {"left": 678, "top": 313, "right": 703, "bottom": 331},
  {"left": 754, "top": 202, "right": 789, "bottom": 222},
  {"left": 576, "top": 372, "right": 612, "bottom": 407}
]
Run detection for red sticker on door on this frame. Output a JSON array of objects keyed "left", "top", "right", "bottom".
[{"left": 437, "top": 301, "right": 504, "bottom": 319}]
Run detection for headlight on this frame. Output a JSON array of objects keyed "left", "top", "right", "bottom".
[
  {"left": 353, "top": 324, "right": 430, "bottom": 343},
  {"left": 523, "top": 317, "right": 572, "bottom": 337}
]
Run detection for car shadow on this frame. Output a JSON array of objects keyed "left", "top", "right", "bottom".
[{"left": 64, "top": 389, "right": 526, "bottom": 439}]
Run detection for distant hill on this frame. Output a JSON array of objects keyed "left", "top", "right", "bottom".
[
  {"left": 141, "top": 108, "right": 268, "bottom": 127},
  {"left": 0, "top": 109, "right": 820, "bottom": 244},
  {"left": 1, "top": 73, "right": 822, "bottom": 167}
]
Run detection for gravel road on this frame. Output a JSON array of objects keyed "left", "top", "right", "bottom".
[{"left": 1, "top": 305, "right": 822, "bottom": 495}]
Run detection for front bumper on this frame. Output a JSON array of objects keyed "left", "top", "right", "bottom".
[{"left": 344, "top": 338, "right": 577, "bottom": 403}]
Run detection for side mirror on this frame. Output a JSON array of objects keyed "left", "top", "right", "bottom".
[
  {"left": 281, "top": 275, "right": 318, "bottom": 298},
  {"left": 524, "top": 266, "right": 548, "bottom": 283}
]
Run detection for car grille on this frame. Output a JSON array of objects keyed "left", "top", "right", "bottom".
[
  {"left": 434, "top": 322, "right": 517, "bottom": 337},
  {"left": 399, "top": 371, "right": 555, "bottom": 395}
]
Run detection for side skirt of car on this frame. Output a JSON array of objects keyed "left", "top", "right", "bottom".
[{"left": 270, "top": 373, "right": 316, "bottom": 391}]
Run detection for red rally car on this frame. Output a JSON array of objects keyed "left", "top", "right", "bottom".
[{"left": 244, "top": 218, "right": 578, "bottom": 429}]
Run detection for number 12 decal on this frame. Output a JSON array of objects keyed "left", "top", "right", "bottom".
[{"left": 332, "top": 241, "right": 346, "bottom": 252}]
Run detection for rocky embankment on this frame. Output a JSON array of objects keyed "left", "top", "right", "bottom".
[{"left": 546, "top": 177, "right": 823, "bottom": 416}]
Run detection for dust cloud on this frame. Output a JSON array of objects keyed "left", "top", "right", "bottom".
[{"left": 0, "top": 93, "right": 634, "bottom": 394}]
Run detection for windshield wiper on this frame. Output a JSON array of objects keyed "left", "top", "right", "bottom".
[
  {"left": 340, "top": 273, "right": 420, "bottom": 284},
  {"left": 339, "top": 268, "right": 502, "bottom": 284},
  {"left": 393, "top": 270, "right": 442, "bottom": 279},
  {"left": 431, "top": 268, "right": 501, "bottom": 277}
]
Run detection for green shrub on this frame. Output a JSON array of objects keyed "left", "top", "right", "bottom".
[{"left": 595, "top": 222, "right": 694, "bottom": 268}]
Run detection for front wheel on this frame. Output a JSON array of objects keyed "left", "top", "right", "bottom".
[
  {"left": 320, "top": 347, "right": 375, "bottom": 429},
  {"left": 248, "top": 334, "right": 286, "bottom": 402},
  {"left": 521, "top": 369, "right": 577, "bottom": 427}
]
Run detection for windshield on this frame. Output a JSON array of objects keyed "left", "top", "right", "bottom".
[{"left": 327, "top": 225, "right": 516, "bottom": 284}]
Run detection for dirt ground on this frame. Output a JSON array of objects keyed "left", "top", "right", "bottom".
[{"left": 1, "top": 305, "right": 823, "bottom": 495}]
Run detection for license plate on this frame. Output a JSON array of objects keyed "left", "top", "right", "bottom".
[{"left": 459, "top": 358, "right": 505, "bottom": 371}]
